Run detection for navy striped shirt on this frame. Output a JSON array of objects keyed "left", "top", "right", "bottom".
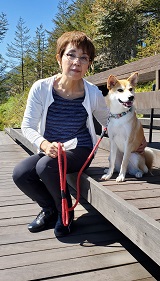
[{"left": 44, "top": 89, "right": 93, "bottom": 148}]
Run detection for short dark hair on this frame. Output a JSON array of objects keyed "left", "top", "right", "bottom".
[{"left": 56, "top": 31, "right": 95, "bottom": 63}]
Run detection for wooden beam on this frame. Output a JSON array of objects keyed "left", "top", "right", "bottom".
[
  {"left": 86, "top": 54, "right": 160, "bottom": 86},
  {"left": 103, "top": 90, "right": 160, "bottom": 110},
  {"left": 134, "top": 90, "right": 160, "bottom": 109},
  {"left": 5, "top": 128, "right": 36, "bottom": 154}
]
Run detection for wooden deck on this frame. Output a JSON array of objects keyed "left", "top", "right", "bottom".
[{"left": 0, "top": 130, "right": 160, "bottom": 280}]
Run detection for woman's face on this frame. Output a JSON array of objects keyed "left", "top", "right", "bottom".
[{"left": 57, "top": 43, "right": 91, "bottom": 80}]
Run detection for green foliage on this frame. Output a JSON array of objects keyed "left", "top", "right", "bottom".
[
  {"left": 139, "top": 0, "right": 160, "bottom": 21},
  {"left": 136, "top": 81, "right": 155, "bottom": 92},
  {"left": 0, "top": 91, "right": 28, "bottom": 130},
  {"left": 66, "top": 0, "right": 94, "bottom": 36}
]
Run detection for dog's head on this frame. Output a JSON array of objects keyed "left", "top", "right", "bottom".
[{"left": 107, "top": 72, "right": 138, "bottom": 112}]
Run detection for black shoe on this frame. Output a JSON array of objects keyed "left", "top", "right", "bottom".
[
  {"left": 54, "top": 211, "right": 74, "bottom": 237},
  {"left": 28, "top": 209, "right": 58, "bottom": 233}
]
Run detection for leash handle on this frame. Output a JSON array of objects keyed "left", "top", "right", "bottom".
[{"left": 58, "top": 143, "right": 69, "bottom": 226}]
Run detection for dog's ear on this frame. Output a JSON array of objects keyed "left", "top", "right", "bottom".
[
  {"left": 107, "top": 75, "right": 118, "bottom": 90},
  {"left": 127, "top": 72, "right": 138, "bottom": 87}
]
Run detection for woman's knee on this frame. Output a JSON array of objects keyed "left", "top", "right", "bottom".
[
  {"left": 36, "top": 156, "right": 59, "bottom": 179},
  {"left": 12, "top": 161, "right": 28, "bottom": 187},
  {"left": 12, "top": 154, "right": 42, "bottom": 186}
]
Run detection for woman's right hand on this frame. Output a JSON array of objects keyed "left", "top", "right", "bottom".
[{"left": 40, "top": 140, "right": 63, "bottom": 158}]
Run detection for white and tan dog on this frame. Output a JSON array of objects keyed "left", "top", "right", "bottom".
[{"left": 102, "top": 72, "right": 153, "bottom": 182}]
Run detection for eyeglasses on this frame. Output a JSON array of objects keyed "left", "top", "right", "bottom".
[{"left": 64, "top": 53, "right": 90, "bottom": 65}]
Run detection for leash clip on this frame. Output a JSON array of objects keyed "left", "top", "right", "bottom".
[{"left": 100, "top": 127, "right": 107, "bottom": 139}]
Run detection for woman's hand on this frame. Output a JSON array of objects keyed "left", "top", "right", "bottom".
[{"left": 40, "top": 140, "right": 63, "bottom": 158}]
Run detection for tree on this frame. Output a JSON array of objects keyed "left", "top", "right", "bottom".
[
  {"left": 0, "top": 13, "right": 8, "bottom": 102},
  {"left": 92, "top": 0, "right": 149, "bottom": 71},
  {"left": 47, "top": 0, "right": 95, "bottom": 76},
  {"left": 136, "top": 21, "right": 160, "bottom": 58},
  {"left": 0, "top": 12, "right": 8, "bottom": 43},
  {"left": 67, "top": 0, "right": 94, "bottom": 36},
  {"left": 51, "top": 0, "right": 71, "bottom": 39},
  {"left": 6, "top": 17, "right": 30, "bottom": 93},
  {"left": 29, "top": 24, "right": 48, "bottom": 80},
  {"left": 0, "top": 55, "right": 8, "bottom": 103},
  {"left": 45, "top": 0, "right": 71, "bottom": 76},
  {"left": 92, "top": 0, "right": 142, "bottom": 71}
]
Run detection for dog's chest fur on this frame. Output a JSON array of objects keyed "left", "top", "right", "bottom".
[{"left": 108, "top": 110, "right": 135, "bottom": 152}]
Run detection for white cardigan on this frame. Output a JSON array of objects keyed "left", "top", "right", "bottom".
[{"left": 21, "top": 75, "right": 109, "bottom": 151}]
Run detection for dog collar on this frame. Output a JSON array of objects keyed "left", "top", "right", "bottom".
[{"left": 109, "top": 107, "right": 132, "bottom": 119}]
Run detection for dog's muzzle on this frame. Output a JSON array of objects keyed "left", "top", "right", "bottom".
[{"left": 118, "top": 96, "right": 134, "bottom": 108}]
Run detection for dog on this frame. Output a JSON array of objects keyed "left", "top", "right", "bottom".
[{"left": 102, "top": 72, "right": 153, "bottom": 182}]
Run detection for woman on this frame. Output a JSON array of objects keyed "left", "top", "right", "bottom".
[{"left": 13, "top": 31, "right": 109, "bottom": 237}]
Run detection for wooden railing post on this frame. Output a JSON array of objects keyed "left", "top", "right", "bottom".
[
  {"left": 156, "top": 69, "right": 160, "bottom": 90},
  {"left": 149, "top": 83, "right": 156, "bottom": 143},
  {"left": 149, "top": 108, "right": 154, "bottom": 143},
  {"left": 149, "top": 70, "right": 160, "bottom": 143}
]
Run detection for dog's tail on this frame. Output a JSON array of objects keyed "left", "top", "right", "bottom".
[{"left": 144, "top": 147, "right": 154, "bottom": 170}]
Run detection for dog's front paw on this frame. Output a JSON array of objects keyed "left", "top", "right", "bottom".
[
  {"left": 116, "top": 174, "right": 125, "bottom": 182},
  {"left": 101, "top": 173, "right": 112, "bottom": 181}
]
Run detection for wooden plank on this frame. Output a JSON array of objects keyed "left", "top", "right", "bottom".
[
  {"left": 0, "top": 189, "right": 24, "bottom": 197},
  {"left": 107, "top": 182, "right": 160, "bottom": 192},
  {"left": 105, "top": 90, "right": 160, "bottom": 111},
  {"left": 0, "top": 197, "right": 34, "bottom": 207},
  {"left": 0, "top": 237, "right": 127, "bottom": 270},
  {"left": 47, "top": 265, "right": 157, "bottom": 281},
  {"left": 127, "top": 197, "right": 160, "bottom": 209},
  {"left": 0, "top": 131, "right": 15, "bottom": 145},
  {"left": 114, "top": 189, "right": 160, "bottom": 200},
  {"left": 142, "top": 208, "right": 160, "bottom": 220},
  {"left": 134, "top": 91, "right": 160, "bottom": 109},
  {"left": 0, "top": 251, "right": 151, "bottom": 281}
]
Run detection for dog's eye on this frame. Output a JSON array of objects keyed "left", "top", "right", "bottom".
[
  {"left": 117, "top": 89, "right": 123, "bottom": 92},
  {"left": 129, "top": 88, "right": 133, "bottom": 92}
]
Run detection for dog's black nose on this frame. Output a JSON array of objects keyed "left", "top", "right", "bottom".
[{"left": 128, "top": 96, "right": 134, "bottom": 101}]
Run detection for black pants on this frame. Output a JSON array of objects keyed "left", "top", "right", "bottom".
[{"left": 12, "top": 147, "right": 92, "bottom": 213}]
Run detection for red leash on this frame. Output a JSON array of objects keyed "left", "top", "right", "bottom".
[{"left": 58, "top": 128, "right": 107, "bottom": 226}]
